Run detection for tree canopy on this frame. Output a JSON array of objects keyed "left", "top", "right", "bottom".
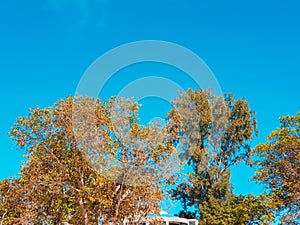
[
  {"left": 255, "top": 113, "right": 300, "bottom": 224},
  {"left": 169, "top": 89, "right": 275, "bottom": 224},
  {"left": 1, "top": 96, "right": 178, "bottom": 225},
  {"left": 0, "top": 91, "right": 299, "bottom": 225}
]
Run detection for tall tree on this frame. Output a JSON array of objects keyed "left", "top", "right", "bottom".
[
  {"left": 1, "top": 96, "right": 178, "bottom": 225},
  {"left": 169, "top": 89, "right": 274, "bottom": 224},
  {"left": 255, "top": 113, "right": 300, "bottom": 224}
]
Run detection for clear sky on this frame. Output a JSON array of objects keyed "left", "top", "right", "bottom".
[{"left": 0, "top": 0, "right": 299, "bottom": 214}]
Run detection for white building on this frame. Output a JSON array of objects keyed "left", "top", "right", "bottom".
[{"left": 122, "top": 211, "right": 198, "bottom": 225}]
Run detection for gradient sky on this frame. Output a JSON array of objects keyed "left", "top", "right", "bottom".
[{"left": 0, "top": 0, "right": 299, "bottom": 214}]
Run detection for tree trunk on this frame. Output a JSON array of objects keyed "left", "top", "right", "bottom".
[{"left": 79, "top": 196, "right": 89, "bottom": 225}]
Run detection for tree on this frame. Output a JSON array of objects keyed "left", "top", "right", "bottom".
[
  {"left": 0, "top": 179, "right": 27, "bottom": 225},
  {"left": 169, "top": 89, "right": 274, "bottom": 224},
  {"left": 1, "top": 96, "right": 178, "bottom": 225},
  {"left": 255, "top": 113, "right": 300, "bottom": 224}
]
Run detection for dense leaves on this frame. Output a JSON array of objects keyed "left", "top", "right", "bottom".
[
  {"left": 170, "top": 89, "right": 274, "bottom": 224},
  {"left": 255, "top": 113, "right": 300, "bottom": 224},
  {"left": 0, "top": 91, "right": 299, "bottom": 225},
  {"left": 1, "top": 96, "right": 178, "bottom": 225}
]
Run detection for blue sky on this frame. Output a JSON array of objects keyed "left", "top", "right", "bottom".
[{"left": 0, "top": 0, "right": 299, "bottom": 214}]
